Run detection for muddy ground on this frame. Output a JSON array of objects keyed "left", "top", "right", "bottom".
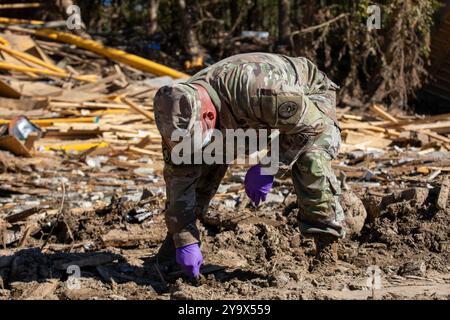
[{"left": 0, "top": 153, "right": 449, "bottom": 300}]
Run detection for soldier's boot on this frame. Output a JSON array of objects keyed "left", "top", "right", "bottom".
[
  {"left": 309, "top": 234, "right": 338, "bottom": 274},
  {"left": 156, "top": 234, "right": 176, "bottom": 265}
]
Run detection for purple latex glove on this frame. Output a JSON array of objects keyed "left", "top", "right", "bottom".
[
  {"left": 176, "top": 243, "right": 203, "bottom": 278},
  {"left": 244, "top": 164, "right": 274, "bottom": 206}
]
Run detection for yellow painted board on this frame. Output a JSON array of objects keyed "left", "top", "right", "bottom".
[
  {"left": 0, "top": 61, "right": 96, "bottom": 82},
  {"left": 0, "top": 36, "right": 9, "bottom": 46},
  {"left": 0, "top": 17, "right": 45, "bottom": 25},
  {"left": 0, "top": 3, "right": 43, "bottom": 10},
  {"left": 0, "top": 44, "right": 65, "bottom": 73},
  {"left": 35, "top": 29, "right": 190, "bottom": 79},
  {"left": 0, "top": 117, "right": 99, "bottom": 126},
  {"left": 38, "top": 141, "right": 109, "bottom": 152},
  {"left": 90, "top": 109, "right": 130, "bottom": 115}
]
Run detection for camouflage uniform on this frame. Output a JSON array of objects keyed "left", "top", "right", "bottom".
[{"left": 154, "top": 53, "right": 344, "bottom": 249}]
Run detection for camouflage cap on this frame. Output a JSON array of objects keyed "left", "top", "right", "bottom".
[{"left": 153, "top": 83, "right": 201, "bottom": 149}]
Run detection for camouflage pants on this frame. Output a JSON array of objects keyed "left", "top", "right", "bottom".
[
  {"left": 292, "top": 91, "right": 345, "bottom": 239},
  {"left": 162, "top": 157, "right": 228, "bottom": 248}
]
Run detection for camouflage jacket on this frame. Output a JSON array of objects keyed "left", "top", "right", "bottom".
[{"left": 155, "top": 53, "right": 341, "bottom": 248}]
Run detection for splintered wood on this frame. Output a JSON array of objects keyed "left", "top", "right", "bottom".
[
  {"left": 0, "top": 29, "right": 170, "bottom": 253},
  {"left": 338, "top": 107, "right": 450, "bottom": 153},
  {"left": 0, "top": 31, "right": 162, "bottom": 158},
  {"left": 335, "top": 107, "right": 450, "bottom": 194}
]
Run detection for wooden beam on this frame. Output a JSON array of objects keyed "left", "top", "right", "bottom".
[
  {"left": 0, "top": 61, "right": 96, "bottom": 82},
  {"left": 402, "top": 121, "right": 450, "bottom": 132},
  {"left": 0, "top": 117, "right": 98, "bottom": 126},
  {"left": 37, "top": 141, "right": 109, "bottom": 152},
  {"left": 0, "top": 17, "right": 44, "bottom": 25},
  {"left": 370, "top": 104, "right": 399, "bottom": 123},
  {"left": 128, "top": 146, "right": 161, "bottom": 156},
  {"left": 0, "top": 3, "right": 43, "bottom": 10},
  {"left": 0, "top": 44, "right": 65, "bottom": 73},
  {"left": 122, "top": 97, "right": 154, "bottom": 121},
  {"left": 420, "top": 130, "right": 450, "bottom": 144},
  {"left": 34, "top": 29, "right": 190, "bottom": 79}
]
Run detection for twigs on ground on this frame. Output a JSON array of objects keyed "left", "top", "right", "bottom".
[{"left": 40, "top": 179, "right": 67, "bottom": 250}]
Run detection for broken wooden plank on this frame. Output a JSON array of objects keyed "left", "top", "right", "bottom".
[
  {"left": 5, "top": 206, "right": 41, "bottom": 223},
  {"left": 0, "top": 44, "right": 65, "bottom": 74},
  {"left": 34, "top": 29, "right": 190, "bottom": 79},
  {"left": 134, "top": 136, "right": 152, "bottom": 149},
  {"left": 382, "top": 113, "right": 450, "bottom": 129},
  {"left": 0, "top": 135, "right": 32, "bottom": 157},
  {"left": 0, "top": 47, "right": 39, "bottom": 78},
  {"left": 8, "top": 79, "right": 62, "bottom": 97},
  {"left": 0, "top": 3, "right": 43, "bottom": 10},
  {"left": 71, "top": 72, "right": 123, "bottom": 93},
  {"left": 340, "top": 122, "right": 391, "bottom": 132},
  {"left": 402, "top": 121, "right": 450, "bottom": 132},
  {"left": 0, "top": 61, "right": 96, "bottom": 82},
  {"left": 37, "top": 141, "right": 109, "bottom": 152},
  {"left": 0, "top": 97, "right": 48, "bottom": 116},
  {"left": 0, "top": 184, "right": 50, "bottom": 196},
  {"left": 371, "top": 104, "right": 399, "bottom": 123},
  {"left": 420, "top": 130, "right": 450, "bottom": 144},
  {"left": 122, "top": 97, "right": 154, "bottom": 121},
  {"left": 343, "top": 131, "right": 392, "bottom": 149},
  {"left": 128, "top": 146, "right": 161, "bottom": 157},
  {"left": 101, "top": 229, "right": 161, "bottom": 248}
]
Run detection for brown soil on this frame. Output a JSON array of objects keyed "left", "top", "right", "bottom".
[{"left": 1, "top": 175, "right": 449, "bottom": 300}]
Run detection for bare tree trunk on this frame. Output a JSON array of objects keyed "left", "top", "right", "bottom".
[
  {"left": 54, "top": 0, "right": 75, "bottom": 16},
  {"left": 292, "top": 0, "right": 302, "bottom": 29},
  {"left": 54, "top": 0, "right": 90, "bottom": 37},
  {"left": 246, "top": 0, "right": 258, "bottom": 30},
  {"left": 148, "top": 0, "right": 160, "bottom": 35},
  {"left": 177, "top": 0, "right": 203, "bottom": 65},
  {"left": 230, "top": 0, "right": 239, "bottom": 31},
  {"left": 278, "top": 0, "right": 291, "bottom": 46}
]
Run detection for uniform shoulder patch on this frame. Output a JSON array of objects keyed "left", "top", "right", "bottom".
[{"left": 278, "top": 101, "right": 298, "bottom": 119}]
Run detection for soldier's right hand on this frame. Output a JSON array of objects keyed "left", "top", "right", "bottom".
[{"left": 175, "top": 243, "right": 203, "bottom": 278}]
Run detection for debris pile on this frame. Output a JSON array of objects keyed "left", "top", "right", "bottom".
[{"left": 335, "top": 105, "right": 450, "bottom": 192}]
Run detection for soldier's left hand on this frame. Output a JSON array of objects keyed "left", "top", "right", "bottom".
[
  {"left": 244, "top": 164, "right": 274, "bottom": 206},
  {"left": 176, "top": 243, "right": 203, "bottom": 278}
]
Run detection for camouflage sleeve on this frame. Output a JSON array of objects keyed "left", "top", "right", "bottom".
[
  {"left": 163, "top": 145, "right": 202, "bottom": 248},
  {"left": 274, "top": 84, "right": 339, "bottom": 176},
  {"left": 275, "top": 132, "right": 314, "bottom": 177},
  {"left": 265, "top": 92, "right": 324, "bottom": 178}
]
